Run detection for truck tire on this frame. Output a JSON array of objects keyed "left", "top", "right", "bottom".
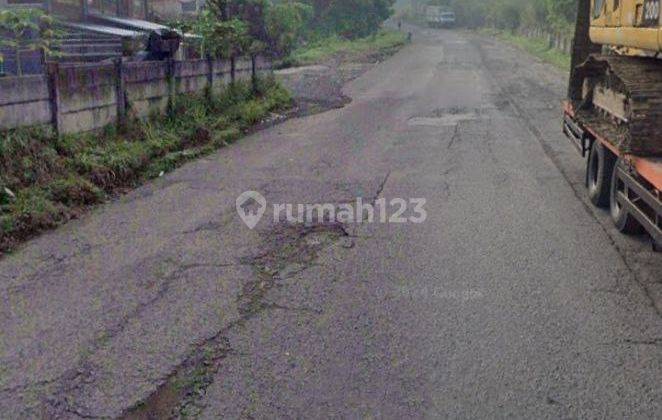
[
  {"left": 610, "top": 160, "right": 645, "bottom": 234},
  {"left": 587, "top": 141, "right": 615, "bottom": 207}
]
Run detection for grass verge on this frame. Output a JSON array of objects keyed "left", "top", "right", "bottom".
[
  {"left": 481, "top": 28, "right": 571, "bottom": 71},
  {"left": 280, "top": 30, "right": 408, "bottom": 68},
  {"left": 0, "top": 77, "right": 293, "bottom": 254}
]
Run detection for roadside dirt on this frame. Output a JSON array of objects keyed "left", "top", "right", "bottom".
[{"left": 276, "top": 48, "right": 404, "bottom": 116}]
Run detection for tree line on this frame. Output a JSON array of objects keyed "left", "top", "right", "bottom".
[
  {"left": 425, "top": 0, "right": 577, "bottom": 34},
  {"left": 176, "top": 0, "right": 397, "bottom": 59}
]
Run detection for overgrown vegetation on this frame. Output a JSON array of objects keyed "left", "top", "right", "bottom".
[
  {"left": 304, "top": 0, "right": 395, "bottom": 39},
  {"left": 0, "top": 78, "right": 292, "bottom": 253},
  {"left": 0, "top": 8, "right": 60, "bottom": 76},
  {"left": 422, "top": 0, "right": 577, "bottom": 34},
  {"left": 483, "top": 28, "right": 571, "bottom": 70},
  {"left": 281, "top": 30, "right": 407, "bottom": 67},
  {"left": 173, "top": 0, "right": 397, "bottom": 60}
]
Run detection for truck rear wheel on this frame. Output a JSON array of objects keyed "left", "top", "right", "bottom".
[
  {"left": 587, "top": 141, "right": 615, "bottom": 207},
  {"left": 610, "top": 160, "right": 645, "bottom": 234}
]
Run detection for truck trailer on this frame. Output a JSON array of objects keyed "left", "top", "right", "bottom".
[{"left": 563, "top": 0, "right": 662, "bottom": 250}]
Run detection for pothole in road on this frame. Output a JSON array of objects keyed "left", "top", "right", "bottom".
[
  {"left": 123, "top": 222, "right": 350, "bottom": 420},
  {"left": 239, "top": 222, "right": 349, "bottom": 317},
  {"left": 437, "top": 59, "right": 475, "bottom": 71},
  {"left": 408, "top": 107, "right": 479, "bottom": 127}
]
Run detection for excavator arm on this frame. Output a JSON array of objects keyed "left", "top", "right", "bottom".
[{"left": 569, "top": 0, "right": 601, "bottom": 101}]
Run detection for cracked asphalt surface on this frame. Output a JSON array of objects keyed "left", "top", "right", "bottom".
[{"left": 2, "top": 27, "right": 662, "bottom": 418}]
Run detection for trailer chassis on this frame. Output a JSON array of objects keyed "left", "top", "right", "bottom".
[{"left": 563, "top": 103, "right": 662, "bottom": 250}]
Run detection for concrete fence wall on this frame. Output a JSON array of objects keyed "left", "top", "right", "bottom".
[
  {"left": 124, "top": 61, "right": 170, "bottom": 120},
  {"left": 0, "top": 75, "right": 52, "bottom": 128},
  {"left": 0, "top": 55, "right": 272, "bottom": 134},
  {"left": 55, "top": 62, "right": 119, "bottom": 134}
]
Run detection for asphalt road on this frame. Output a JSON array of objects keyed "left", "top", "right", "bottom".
[{"left": 1, "top": 28, "right": 661, "bottom": 418}]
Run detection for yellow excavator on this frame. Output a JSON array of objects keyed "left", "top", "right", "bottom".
[
  {"left": 569, "top": 0, "right": 662, "bottom": 156},
  {"left": 564, "top": 0, "right": 662, "bottom": 247}
]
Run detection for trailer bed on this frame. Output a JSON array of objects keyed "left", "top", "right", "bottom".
[
  {"left": 564, "top": 101, "right": 661, "bottom": 247},
  {"left": 564, "top": 102, "right": 662, "bottom": 190}
]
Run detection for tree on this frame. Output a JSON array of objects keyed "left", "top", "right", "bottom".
[
  {"left": 202, "top": 0, "right": 274, "bottom": 57},
  {"left": 189, "top": 0, "right": 396, "bottom": 60},
  {"left": 487, "top": 0, "right": 523, "bottom": 31},
  {"left": 545, "top": 0, "right": 577, "bottom": 32},
  {"left": 421, "top": 0, "right": 576, "bottom": 34},
  {"left": 230, "top": 0, "right": 270, "bottom": 45},
  {"left": 266, "top": 1, "right": 313, "bottom": 56},
  {"left": 301, "top": 0, "right": 396, "bottom": 39},
  {"left": 215, "top": 18, "right": 251, "bottom": 58},
  {"left": 0, "top": 8, "right": 59, "bottom": 76}
]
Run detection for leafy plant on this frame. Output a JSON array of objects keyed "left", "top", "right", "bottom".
[
  {"left": 302, "top": 0, "right": 395, "bottom": 39},
  {"left": 266, "top": 1, "right": 313, "bottom": 57},
  {"left": 210, "top": 17, "right": 251, "bottom": 58},
  {"left": 0, "top": 8, "right": 59, "bottom": 76}
]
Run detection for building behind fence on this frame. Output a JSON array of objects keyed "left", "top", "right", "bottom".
[{"left": 0, "top": 55, "right": 271, "bottom": 135}]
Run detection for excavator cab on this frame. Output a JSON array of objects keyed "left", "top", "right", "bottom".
[{"left": 588, "top": 0, "right": 660, "bottom": 50}]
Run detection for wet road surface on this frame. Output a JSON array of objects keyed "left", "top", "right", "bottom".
[{"left": 1, "top": 28, "right": 661, "bottom": 418}]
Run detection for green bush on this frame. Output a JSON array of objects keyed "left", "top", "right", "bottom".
[
  {"left": 284, "top": 30, "right": 406, "bottom": 67},
  {"left": 497, "top": 30, "right": 571, "bottom": 70},
  {"left": 238, "top": 100, "right": 268, "bottom": 125},
  {"left": 48, "top": 177, "right": 104, "bottom": 206},
  {"left": 266, "top": 2, "right": 313, "bottom": 56},
  {"left": 214, "top": 127, "right": 242, "bottom": 145},
  {"left": 0, "top": 126, "right": 63, "bottom": 189},
  {"left": 304, "top": 0, "right": 396, "bottom": 39},
  {"left": 9, "top": 187, "right": 62, "bottom": 232}
]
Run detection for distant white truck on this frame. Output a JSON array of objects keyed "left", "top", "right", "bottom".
[{"left": 426, "top": 6, "right": 456, "bottom": 28}]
